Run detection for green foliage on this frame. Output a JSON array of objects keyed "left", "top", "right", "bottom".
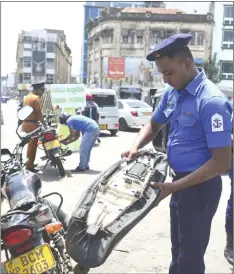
[
  {"left": 202, "top": 53, "right": 221, "bottom": 83},
  {"left": 85, "top": 18, "right": 93, "bottom": 36}
]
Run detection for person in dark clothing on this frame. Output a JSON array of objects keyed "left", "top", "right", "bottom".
[
  {"left": 224, "top": 144, "right": 233, "bottom": 265},
  {"left": 82, "top": 93, "right": 101, "bottom": 143}
]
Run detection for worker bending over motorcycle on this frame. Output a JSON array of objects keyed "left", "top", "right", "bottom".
[
  {"left": 22, "top": 81, "right": 47, "bottom": 172},
  {"left": 59, "top": 113, "right": 100, "bottom": 172}
]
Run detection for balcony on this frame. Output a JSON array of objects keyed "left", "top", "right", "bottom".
[
  {"left": 23, "top": 51, "right": 32, "bottom": 57},
  {"left": 46, "top": 69, "right": 55, "bottom": 74},
  {"left": 189, "top": 44, "right": 205, "bottom": 51},
  {"left": 46, "top": 52, "right": 55, "bottom": 59},
  {"left": 22, "top": 67, "right": 31, "bottom": 73}
]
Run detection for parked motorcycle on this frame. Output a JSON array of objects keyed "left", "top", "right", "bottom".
[
  {"left": 1, "top": 106, "right": 73, "bottom": 274},
  {"left": 37, "top": 111, "right": 72, "bottom": 177}
]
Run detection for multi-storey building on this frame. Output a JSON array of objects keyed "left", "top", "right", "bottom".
[
  {"left": 15, "top": 29, "right": 72, "bottom": 86},
  {"left": 212, "top": 2, "right": 233, "bottom": 97},
  {"left": 81, "top": 1, "right": 165, "bottom": 84},
  {"left": 87, "top": 7, "right": 214, "bottom": 90}
]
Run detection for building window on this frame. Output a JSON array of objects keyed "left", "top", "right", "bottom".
[
  {"left": 151, "top": 35, "right": 162, "bottom": 45},
  {"left": 221, "top": 61, "right": 233, "bottom": 73},
  {"left": 123, "top": 36, "right": 129, "bottom": 43},
  {"left": 47, "top": 42, "right": 55, "bottom": 53},
  {"left": 113, "top": 2, "right": 132, "bottom": 7},
  {"left": 19, "top": 57, "right": 24, "bottom": 68},
  {"left": 137, "top": 36, "right": 143, "bottom": 44},
  {"left": 103, "top": 34, "right": 113, "bottom": 43},
  {"left": 46, "top": 74, "right": 54, "bottom": 84},
  {"left": 220, "top": 61, "right": 233, "bottom": 80},
  {"left": 24, "top": 43, "right": 32, "bottom": 51},
  {"left": 188, "top": 31, "right": 205, "bottom": 45},
  {"left": 223, "top": 30, "right": 233, "bottom": 42},
  {"left": 19, "top": 73, "right": 23, "bottom": 83},
  {"left": 224, "top": 5, "right": 233, "bottom": 18},
  {"left": 23, "top": 36, "right": 32, "bottom": 42},
  {"left": 196, "top": 32, "right": 204, "bottom": 45},
  {"left": 23, "top": 73, "right": 31, "bottom": 82},
  {"left": 222, "top": 30, "right": 233, "bottom": 49},
  {"left": 46, "top": 58, "right": 54, "bottom": 69},
  {"left": 24, "top": 57, "right": 31, "bottom": 68}
]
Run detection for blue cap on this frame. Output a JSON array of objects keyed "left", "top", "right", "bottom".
[{"left": 146, "top": 33, "right": 192, "bottom": 61}]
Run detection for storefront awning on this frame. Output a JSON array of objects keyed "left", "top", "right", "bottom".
[{"left": 194, "top": 58, "right": 205, "bottom": 65}]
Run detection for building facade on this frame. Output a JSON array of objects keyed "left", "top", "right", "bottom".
[
  {"left": 81, "top": 1, "right": 165, "bottom": 84},
  {"left": 87, "top": 7, "right": 214, "bottom": 90},
  {"left": 212, "top": 2, "right": 233, "bottom": 96},
  {"left": 15, "top": 29, "right": 72, "bottom": 86}
]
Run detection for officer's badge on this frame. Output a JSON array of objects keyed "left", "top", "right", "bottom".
[{"left": 211, "top": 113, "right": 224, "bottom": 132}]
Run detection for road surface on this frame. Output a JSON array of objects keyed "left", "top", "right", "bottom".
[{"left": 1, "top": 100, "right": 232, "bottom": 273}]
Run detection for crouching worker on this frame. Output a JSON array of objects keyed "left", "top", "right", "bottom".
[{"left": 59, "top": 113, "right": 100, "bottom": 172}]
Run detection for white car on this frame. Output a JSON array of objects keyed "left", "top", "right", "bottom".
[{"left": 118, "top": 99, "right": 152, "bottom": 131}]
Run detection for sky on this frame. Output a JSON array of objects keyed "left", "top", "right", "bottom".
[
  {"left": 1, "top": 1, "right": 210, "bottom": 77},
  {"left": 1, "top": 1, "right": 84, "bottom": 76}
]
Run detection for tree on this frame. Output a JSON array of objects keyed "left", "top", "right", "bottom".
[
  {"left": 202, "top": 53, "right": 221, "bottom": 83},
  {"left": 85, "top": 18, "right": 93, "bottom": 36}
]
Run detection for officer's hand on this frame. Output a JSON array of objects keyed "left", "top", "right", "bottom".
[
  {"left": 121, "top": 146, "right": 138, "bottom": 161},
  {"left": 150, "top": 182, "right": 177, "bottom": 207}
]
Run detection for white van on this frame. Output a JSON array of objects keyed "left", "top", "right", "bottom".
[{"left": 87, "top": 88, "right": 119, "bottom": 136}]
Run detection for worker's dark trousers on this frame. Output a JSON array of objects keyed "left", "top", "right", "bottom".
[
  {"left": 169, "top": 172, "right": 222, "bottom": 274},
  {"left": 225, "top": 163, "right": 233, "bottom": 234}
]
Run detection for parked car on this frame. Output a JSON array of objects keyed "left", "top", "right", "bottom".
[{"left": 118, "top": 99, "right": 152, "bottom": 131}]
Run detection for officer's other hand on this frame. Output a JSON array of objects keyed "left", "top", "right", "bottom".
[
  {"left": 121, "top": 146, "right": 138, "bottom": 161},
  {"left": 150, "top": 182, "right": 177, "bottom": 207}
]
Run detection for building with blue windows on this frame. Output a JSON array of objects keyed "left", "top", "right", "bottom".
[{"left": 81, "top": 1, "right": 164, "bottom": 84}]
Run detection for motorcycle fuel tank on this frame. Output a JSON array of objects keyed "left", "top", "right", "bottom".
[{"left": 2, "top": 170, "right": 42, "bottom": 210}]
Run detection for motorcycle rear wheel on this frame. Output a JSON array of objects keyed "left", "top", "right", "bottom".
[{"left": 55, "top": 157, "right": 65, "bottom": 177}]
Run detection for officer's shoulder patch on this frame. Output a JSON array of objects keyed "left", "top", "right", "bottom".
[{"left": 211, "top": 113, "right": 224, "bottom": 132}]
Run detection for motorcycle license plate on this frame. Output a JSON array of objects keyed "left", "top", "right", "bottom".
[
  {"left": 100, "top": 124, "right": 107, "bottom": 130},
  {"left": 4, "top": 244, "right": 56, "bottom": 274},
  {"left": 44, "top": 139, "right": 60, "bottom": 151}
]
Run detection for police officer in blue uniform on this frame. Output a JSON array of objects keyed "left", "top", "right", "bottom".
[
  {"left": 121, "top": 34, "right": 233, "bottom": 274},
  {"left": 224, "top": 144, "right": 233, "bottom": 265}
]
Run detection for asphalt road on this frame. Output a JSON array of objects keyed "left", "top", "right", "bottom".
[{"left": 1, "top": 100, "right": 232, "bottom": 273}]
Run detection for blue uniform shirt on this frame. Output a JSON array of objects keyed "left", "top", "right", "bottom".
[
  {"left": 152, "top": 69, "right": 233, "bottom": 172},
  {"left": 66, "top": 115, "right": 99, "bottom": 134}
]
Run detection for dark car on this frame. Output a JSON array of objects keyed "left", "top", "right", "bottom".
[
  {"left": 150, "top": 89, "right": 170, "bottom": 153},
  {"left": 1, "top": 97, "right": 7, "bottom": 103}
]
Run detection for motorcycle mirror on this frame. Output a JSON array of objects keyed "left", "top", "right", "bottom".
[
  {"left": 1, "top": 148, "right": 11, "bottom": 163},
  {"left": 17, "top": 106, "right": 33, "bottom": 121},
  {"left": 1, "top": 154, "right": 11, "bottom": 163}
]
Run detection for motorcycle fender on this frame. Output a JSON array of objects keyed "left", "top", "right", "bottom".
[
  {"left": 50, "top": 148, "right": 60, "bottom": 158},
  {"left": 52, "top": 151, "right": 60, "bottom": 158}
]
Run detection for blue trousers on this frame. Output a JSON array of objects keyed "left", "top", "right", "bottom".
[
  {"left": 225, "top": 162, "right": 233, "bottom": 234},
  {"left": 169, "top": 173, "right": 222, "bottom": 274},
  {"left": 79, "top": 128, "right": 100, "bottom": 169}
]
